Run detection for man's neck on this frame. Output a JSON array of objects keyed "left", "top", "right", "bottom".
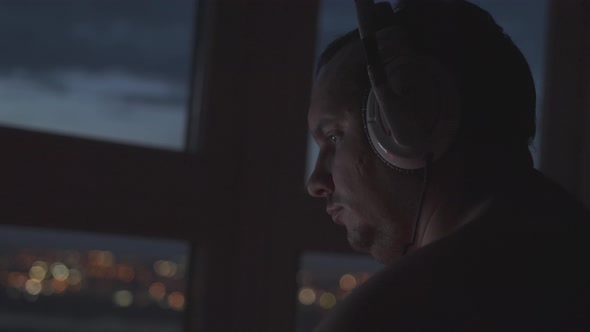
[{"left": 417, "top": 180, "right": 494, "bottom": 249}]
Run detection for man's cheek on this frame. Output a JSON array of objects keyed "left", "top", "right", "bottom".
[{"left": 354, "top": 151, "right": 376, "bottom": 178}]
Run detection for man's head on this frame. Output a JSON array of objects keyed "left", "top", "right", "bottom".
[{"left": 307, "top": 0, "right": 536, "bottom": 263}]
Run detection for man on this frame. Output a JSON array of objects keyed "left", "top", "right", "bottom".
[{"left": 306, "top": 0, "right": 590, "bottom": 331}]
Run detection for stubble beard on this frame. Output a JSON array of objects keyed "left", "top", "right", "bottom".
[
  {"left": 346, "top": 223, "right": 375, "bottom": 254},
  {"left": 346, "top": 213, "right": 414, "bottom": 264}
]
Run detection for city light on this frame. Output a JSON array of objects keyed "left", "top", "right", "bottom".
[
  {"left": 29, "top": 264, "right": 47, "bottom": 281},
  {"left": 339, "top": 274, "right": 357, "bottom": 291},
  {"left": 1, "top": 247, "right": 187, "bottom": 313},
  {"left": 167, "top": 291, "right": 185, "bottom": 310},
  {"left": 149, "top": 282, "right": 166, "bottom": 301},
  {"left": 67, "top": 268, "right": 83, "bottom": 286},
  {"left": 319, "top": 292, "right": 337, "bottom": 309},
  {"left": 52, "top": 279, "right": 67, "bottom": 293},
  {"left": 25, "top": 279, "right": 42, "bottom": 296},
  {"left": 51, "top": 263, "right": 69, "bottom": 281},
  {"left": 154, "top": 260, "right": 177, "bottom": 278},
  {"left": 298, "top": 287, "right": 316, "bottom": 305},
  {"left": 113, "top": 290, "right": 134, "bottom": 307}
]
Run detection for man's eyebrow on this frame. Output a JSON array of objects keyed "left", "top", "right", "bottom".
[{"left": 311, "top": 118, "right": 336, "bottom": 138}]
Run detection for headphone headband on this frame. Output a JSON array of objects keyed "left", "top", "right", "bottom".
[{"left": 355, "top": 1, "right": 460, "bottom": 170}]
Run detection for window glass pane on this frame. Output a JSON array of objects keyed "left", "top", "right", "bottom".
[
  {"left": 0, "top": 226, "right": 191, "bottom": 332},
  {"left": 294, "top": 252, "right": 382, "bottom": 332},
  {"left": 470, "top": 0, "right": 549, "bottom": 166},
  {"left": 306, "top": 0, "right": 549, "bottom": 180},
  {"left": 0, "top": 0, "right": 197, "bottom": 151}
]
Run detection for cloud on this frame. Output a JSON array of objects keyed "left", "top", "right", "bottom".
[
  {"left": 0, "top": 0, "right": 196, "bottom": 82},
  {"left": 0, "top": 70, "right": 188, "bottom": 150}
]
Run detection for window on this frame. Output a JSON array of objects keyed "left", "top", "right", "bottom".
[
  {"left": 294, "top": 252, "right": 382, "bottom": 332},
  {"left": 470, "top": 0, "right": 549, "bottom": 166},
  {"left": 0, "top": 0, "right": 197, "bottom": 151},
  {"left": 0, "top": 226, "right": 191, "bottom": 332}
]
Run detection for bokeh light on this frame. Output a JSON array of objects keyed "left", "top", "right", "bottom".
[
  {"left": 167, "top": 291, "right": 185, "bottom": 310},
  {"left": 25, "top": 279, "right": 42, "bottom": 296},
  {"left": 298, "top": 287, "right": 316, "bottom": 306},
  {"left": 319, "top": 292, "right": 337, "bottom": 309},
  {"left": 113, "top": 290, "right": 133, "bottom": 307},
  {"left": 52, "top": 279, "right": 67, "bottom": 293},
  {"left": 154, "top": 260, "right": 177, "bottom": 278},
  {"left": 339, "top": 274, "right": 357, "bottom": 291},
  {"left": 67, "top": 269, "right": 82, "bottom": 286},
  {"left": 148, "top": 282, "right": 166, "bottom": 301},
  {"left": 29, "top": 264, "right": 47, "bottom": 281},
  {"left": 51, "top": 263, "right": 69, "bottom": 281}
]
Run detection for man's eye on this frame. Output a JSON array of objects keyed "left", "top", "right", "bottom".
[{"left": 328, "top": 133, "right": 339, "bottom": 143}]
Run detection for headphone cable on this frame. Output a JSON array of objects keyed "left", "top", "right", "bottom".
[{"left": 403, "top": 153, "right": 433, "bottom": 255}]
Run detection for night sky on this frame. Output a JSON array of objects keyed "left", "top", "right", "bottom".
[
  {"left": 0, "top": 0, "right": 195, "bottom": 81},
  {"left": 0, "top": 0, "right": 196, "bottom": 149}
]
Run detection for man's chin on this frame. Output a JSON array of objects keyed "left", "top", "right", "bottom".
[
  {"left": 346, "top": 227, "right": 374, "bottom": 254},
  {"left": 346, "top": 227, "right": 404, "bottom": 264}
]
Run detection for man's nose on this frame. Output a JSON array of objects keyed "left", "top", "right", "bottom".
[{"left": 307, "top": 167, "right": 334, "bottom": 198}]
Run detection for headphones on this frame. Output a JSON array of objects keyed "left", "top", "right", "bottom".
[{"left": 355, "top": 0, "right": 461, "bottom": 171}]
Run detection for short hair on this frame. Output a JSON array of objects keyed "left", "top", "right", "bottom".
[{"left": 316, "top": 0, "right": 536, "bottom": 168}]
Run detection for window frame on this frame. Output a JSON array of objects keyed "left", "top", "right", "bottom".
[{"left": 0, "top": 0, "right": 342, "bottom": 331}]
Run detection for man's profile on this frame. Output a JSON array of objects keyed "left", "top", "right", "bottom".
[{"left": 306, "top": 0, "right": 590, "bottom": 330}]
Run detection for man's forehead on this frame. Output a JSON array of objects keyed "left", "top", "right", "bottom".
[
  {"left": 307, "top": 40, "right": 370, "bottom": 132},
  {"left": 310, "top": 43, "right": 366, "bottom": 105},
  {"left": 315, "top": 41, "right": 366, "bottom": 91}
]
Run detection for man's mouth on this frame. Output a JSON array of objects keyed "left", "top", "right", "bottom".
[{"left": 326, "top": 206, "right": 343, "bottom": 225}]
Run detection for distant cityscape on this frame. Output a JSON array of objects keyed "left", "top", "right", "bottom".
[
  {"left": 295, "top": 253, "right": 382, "bottom": 332},
  {"left": 0, "top": 245, "right": 188, "bottom": 332},
  {"left": 0, "top": 242, "right": 384, "bottom": 332}
]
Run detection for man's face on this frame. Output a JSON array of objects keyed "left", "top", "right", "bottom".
[{"left": 307, "top": 42, "right": 421, "bottom": 264}]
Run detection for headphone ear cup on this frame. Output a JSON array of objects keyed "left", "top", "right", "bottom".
[
  {"left": 364, "top": 89, "right": 427, "bottom": 170},
  {"left": 363, "top": 55, "right": 461, "bottom": 170}
]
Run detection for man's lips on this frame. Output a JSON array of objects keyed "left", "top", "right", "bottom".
[{"left": 326, "top": 206, "right": 343, "bottom": 225}]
